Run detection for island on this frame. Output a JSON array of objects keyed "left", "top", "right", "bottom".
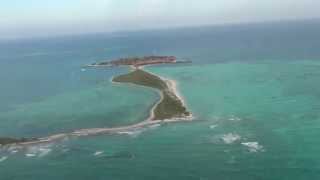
[
  {"left": 87, "top": 56, "right": 191, "bottom": 68},
  {"left": 113, "top": 69, "right": 190, "bottom": 120},
  {"left": 0, "top": 56, "right": 193, "bottom": 147}
]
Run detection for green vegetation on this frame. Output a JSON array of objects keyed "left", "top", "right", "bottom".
[
  {"left": 94, "top": 56, "right": 177, "bottom": 67},
  {"left": 113, "top": 69, "right": 190, "bottom": 120}
]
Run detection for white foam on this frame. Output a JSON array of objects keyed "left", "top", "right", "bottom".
[
  {"left": 81, "top": 68, "right": 86, "bottom": 72},
  {"left": 25, "top": 153, "right": 36, "bottom": 157},
  {"left": 8, "top": 146, "right": 21, "bottom": 154},
  {"left": 117, "top": 129, "right": 142, "bottom": 137},
  {"left": 25, "top": 144, "right": 53, "bottom": 157},
  {"left": 10, "top": 150, "right": 18, "bottom": 154},
  {"left": 118, "top": 131, "right": 135, "bottom": 135},
  {"left": 0, "top": 156, "right": 8, "bottom": 162},
  {"left": 149, "top": 123, "right": 161, "bottom": 129},
  {"left": 94, "top": 151, "right": 104, "bottom": 156},
  {"left": 38, "top": 148, "right": 52, "bottom": 157},
  {"left": 241, "top": 142, "right": 264, "bottom": 153},
  {"left": 221, "top": 133, "right": 241, "bottom": 144},
  {"left": 229, "top": 115, "right": 241, "bottom": 121},
  {"left": 209, "top": 124, "right": 218, "bottom": 129}
]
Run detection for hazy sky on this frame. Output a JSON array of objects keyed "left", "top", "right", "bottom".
[{"left": 1, "top": 0, "right": 320, "bottom": 38}]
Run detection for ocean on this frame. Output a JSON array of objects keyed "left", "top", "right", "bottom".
[{"left": 0, "top": 20, "right": 320, "bottom": 179}]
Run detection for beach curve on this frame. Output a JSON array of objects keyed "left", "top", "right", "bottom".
[{"left": 0, "top": 68, "right": 193, "bottom": 147}]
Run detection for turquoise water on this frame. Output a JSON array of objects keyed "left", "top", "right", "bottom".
[
  {"left": 0, "top": 83, "right": 157, "bottom": 137},
  {"left": 1, "top": 21, "right": 320, "bottom": 179}
]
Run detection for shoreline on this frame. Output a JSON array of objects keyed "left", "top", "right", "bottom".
[
  {"left": 146, "top": 69, "right": 188, "bottom": 109},
  {"left": 1, "top": 69, "right": 193, "bottom": 147},
  {"left": 113, "top": 68, "right": 191, "bottom": 120},
  {"left": 146, "top": 70, "right": 191, "bottom": 119}
]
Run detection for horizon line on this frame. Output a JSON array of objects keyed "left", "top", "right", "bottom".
[{"left": 1, "top": 18, "right": 319, "bottom": 42}]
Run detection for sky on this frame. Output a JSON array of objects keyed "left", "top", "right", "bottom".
[{"left": 1, "top": 0, "right": 320, "bottom": 38}]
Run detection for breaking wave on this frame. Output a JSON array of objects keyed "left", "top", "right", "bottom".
[
  {"left": 94, "top": 151, "right": 104, "bottom": 156},
  {"left": 228, "top": 115, "right": 241, "bottom": 121},
  {"left": 241, "top": 142, "right": 264, "bottom": 153},
  {"left": 209, "top": 124, "right": 218, "bottom": 129},
  {"left": 221, "top": 133, "right": 241, "bottom": 144},
  {"left": 25, "top": 144, "right": 53, "bottom": 158},
  {"left": 117, "top": 129, "right": 143, "bottom": 138},
  {"left": 0, "top": 156, "right": 7, "bottom": 162}
]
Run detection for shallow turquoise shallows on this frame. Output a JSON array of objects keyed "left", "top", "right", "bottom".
[{"left": 1, "top": 21, "right": 320, "bottom": 179}]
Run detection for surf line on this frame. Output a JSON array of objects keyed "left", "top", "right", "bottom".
[{"left": 1, "top": 69, "right": 193, "bottom": 147}]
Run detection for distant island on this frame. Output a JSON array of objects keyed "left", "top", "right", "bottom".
[
  {"left": 86, "top": 56, "right": 191, "bottom": 68},
  {"left": 0, "top": 56, "right": 192, "bottom": 147}
]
